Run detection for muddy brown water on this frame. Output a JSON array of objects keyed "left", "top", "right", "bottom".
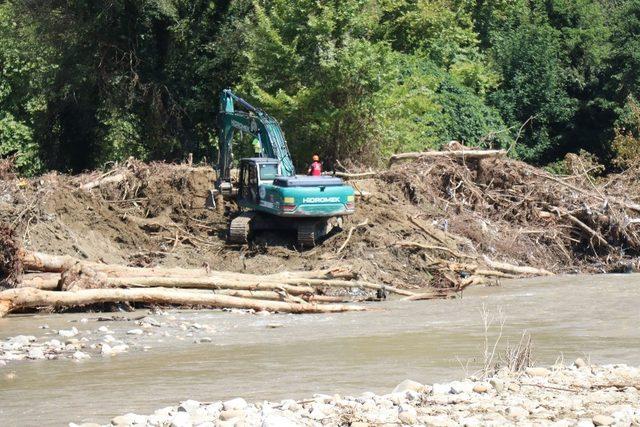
[{"left": 1, "top": 274, "right": 639, "bottom": 426}]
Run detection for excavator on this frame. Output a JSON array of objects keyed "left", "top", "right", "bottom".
[{"left": 212, "top": 89, "right": 355, "bottom": 246}]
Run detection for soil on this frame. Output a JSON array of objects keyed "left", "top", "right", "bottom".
[{"left": 2, "top": 154, "right": 639, "bottom": 291}]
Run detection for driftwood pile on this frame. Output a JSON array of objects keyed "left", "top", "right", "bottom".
[
  {"left": 379, "top": 147, "right": 640, "bottom": 275},
  {"left": 0, "top": 239, "right": 429, "bottom": 317}
]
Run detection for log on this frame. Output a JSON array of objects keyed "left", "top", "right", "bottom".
[
  {"left": 107, "top": 276, "right": 316, "bottom": 295},
  {"left": 333, "top": 171, "right": 377, "bottom": 179},
  {"left": 482, "top": 256, "right": 554, "bottom": 276},
  {"left": 18, "top": 273, "right": 59, "bottom": 290},
  {"left": 0, "top": 287, "right": 367, "bottom": 318},
  {"left": 389, "top": 149, "right": 506, "bottom": 166},
  {"left": 79, "top": 172, "right": 127, "bottom": 191}
]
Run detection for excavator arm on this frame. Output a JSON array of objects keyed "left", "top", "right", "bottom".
[{"left": 216, "top": 89, "right": 295, "bottom": 189}]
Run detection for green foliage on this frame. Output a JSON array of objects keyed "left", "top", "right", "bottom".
[{"left": 0, "top": 0, "right": 640, "bottom": 173}]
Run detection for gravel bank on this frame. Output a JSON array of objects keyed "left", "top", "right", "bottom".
[{"left": 73, "top": 362, "right": 640, "bottom": 427}]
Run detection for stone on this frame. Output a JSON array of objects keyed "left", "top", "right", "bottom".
[
  {"left": 266, "top": 323, "right": 283, "bottom": 329},
  {"left": 576, "top": 420, "right": 595, "bottom": 427},
  {"left": 178, "top": 400, "right": 202, "bottom": 413},
  {"left": 350, "top": 423, "right": 369, "bottom": 427},
  {"left": 127, "top": 329, "right": 144, "bottom": 335},
  {"left": 111, "top": 413, "right": 147, "bottom": 425},
  {"left": 489, "top": 378, "right": 505, "bottom": 393},
  {"left": 170, "top": 411, "right": 192, "bottom": 427},
  {"left": 101, "top": 343, "right": 113, "bottom": 356},
  {"left": 73, "top": 351, "right": 91, "bottom": 360},
  {"left": 525, "top": 367, "right": 551, "bottom": 377},
  {"left": 58, "top": 327, "right": 79, "bottom": 338},
  {"left": 223, "top": 398, "right": 248, "bottom": 411},
  {"left": 111, "top": 344, "right": 129, "bottom": 354},
  {"left": 199, "top": 337, "right": 212, "bottom": 343},
  {"left": 27, "top": 347, "right": 45, "bottom": 360},
  {"left": 219, "top": 409, "right": 245, "bottom": 421},
  {"left": 398, "top": 404, "right": 417, "bottom": 425},
  {"left": 472, "top": 383, "right": 489, "bottom": 393},
  {"left": 574, "top": 358, "right": 588, "bottom": 369},
  {"left": 5, "top": 335, "right": 35, "bottom": 350},
  {"left": 98, "top": 326, "right": 110, "bottom": 333},
  {"left": 261, "top": 413, "right": 298, "bottom": 427},
  {"left": 461, "top": 417, "right": 481, "bottom": 427},
  {"left": 421, "top": 415, "right": 456, "bottom": 427},
  {"left": 592, "top": 415, "right": 614, "bottom": 426},
  {"left": 392, "top": 379, "right": 425, "bottom": 394},
  {"left": 431, "top": 383, "right": 452, "bottom": 395},
  {"left": 506, "top": 406, "right": 529, "bottom": 419},
  {"left": 450, "top": 381, "right": 474, "bottom": 394}
]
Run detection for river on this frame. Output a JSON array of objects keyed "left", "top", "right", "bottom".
[{"left": 1, "top": 274, "right": 639, "bottom": 426}]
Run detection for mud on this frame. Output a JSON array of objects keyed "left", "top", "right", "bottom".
[{"left": 2, "top": 155, "right": 639, "bottom": 292}]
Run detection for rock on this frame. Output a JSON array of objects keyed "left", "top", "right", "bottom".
[
  {"left": 592, "top": 414, "right": 614, "bottom": 426},
  {"left": 5, "top": 335, "right": 36, "bottom": 350},
  {"left": 101, "top": 343, "right": 113, "bottom": 356},
  {"left": 450, "top": 381, "right": 474, "bottom": 394},
  {"left": 170, "top": 411, "right": 192, "bottom": 427},
  {"left": 140, "top": 317, "right": 161, "bottom": 327},
  {"left": 98, "top": 326, "right": 110, "bottom": 333},
  {"left": 577, "top": 420, "right": 595, "bottom": 427},
  {"left": 127, "top": 329, "right": 144, "bottom": 335},
  {"left": 506, "top": 406, "right": 529, "bottom": 419},
  {"left": 261, "top": 413, "right": 298, "bottom": 427},
  {"left": 111, "top": 344, "right": 129, "bottom": 355},
  {"left": 461, "top": 417, "right": 481, "bottom": 427},
  {"left": 392, "top": 379, "right": 425, "bottom": 394},
  {"left": 111, "top": 413, "right": 147, "bottom": 425},
  {"left": 398, "top": 404, "right": 417, "bottom": 425},
  {"left": 525, "top": 367, "right": 550, "bottom": 377},
  {"left": 27, "top": 347, "right": 45, "bottom": 360},
  {"left": 58, "top": 327, "right": 79, "bottom": 338},
  {"left": 72, "top": 351, "right": 91, "bottom": 360},
  {"left": 266, "top": 323, "right": 283, "bottom": 329},
  {"left": 178, "top": 400, "right": 201, "bottom": 413},
  {"left": 574, "top": 358, "right": 588, "bottom": 368},
  {"left": 350, "top": 423, "right": 369, "bottom": 427},
  {"left": 420, "top": 415, "right": 456, "bottom": 427},
  {"left": 219, "top": 409, "right": 245, "bottom": 421},
  {"left": 198, "top": 337, "right": 212, "bottom": 343},
  {"left": 489, "top": 378, "right": 504, "bottom": 393},
  {"left": 223, "top": 398, "right": 248, "bottom": 411},
  {"left": 472, "top": 383, "right": 489, "bottom": 393},
  {"left": 431, "top": 383, "right": 452, "bottom": 395}
]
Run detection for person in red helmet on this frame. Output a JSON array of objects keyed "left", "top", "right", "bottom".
[{"left": 308, "top": 154, "right": 322, "bottom": 176}]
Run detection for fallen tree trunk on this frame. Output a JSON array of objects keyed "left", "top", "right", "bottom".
[
  {"left": 19, "top": 251, "right": 355, "bottom": 281},
  {"left": 389, "top": 149, "right": 506, "bottom": 166},
  {"left": 482, "top": 256, "right": 554, "bottom": 276},
  {"left": 79, "top": 172, "right": 127, "bottom": 191},
  {"left": 333, "top": 171, "right": 378, "bottom": 179},
  {"left": 107, "top": 276, "right": 316, "bottom": 295},
  {"left": 18, "top": 273, "right": 59, "bottom": 290},
  {"left": 0, "top": 287, "right": 367, "bottom": 318}
]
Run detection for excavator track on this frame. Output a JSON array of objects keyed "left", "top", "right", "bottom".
[
  {"left": 227, "top": 212, "right": 255, "bottom": 244},
  {"left": 297, "top": 222, "right": 318, "bottom": 247}
]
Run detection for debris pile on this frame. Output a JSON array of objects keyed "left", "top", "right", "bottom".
[{"left": 1, "top": 148, "right": 639, "bottom": 315}]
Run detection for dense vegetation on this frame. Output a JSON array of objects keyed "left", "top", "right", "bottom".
[{"left": 1, "top": 0, "right": 640, "bottom": 174}]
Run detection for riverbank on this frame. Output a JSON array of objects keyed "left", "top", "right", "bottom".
[
  {"left": 1, "top": 275, "right": 639, "bottom": 425},
  {"left": 74, "top": 362, "right": 640, "bottom": 426}
]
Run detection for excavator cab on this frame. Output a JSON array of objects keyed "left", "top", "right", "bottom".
[{"left": 237, "top": 158, "right": 281, "bottom": 208}]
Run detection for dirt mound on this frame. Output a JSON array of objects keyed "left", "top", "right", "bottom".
[
  {"left": 2, "top": 154, "right": 639, "bottom": 292},
  {"left": 0, "top": 225, "right": 21, "bottom": 287}
]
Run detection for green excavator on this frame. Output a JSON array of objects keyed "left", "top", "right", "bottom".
[{"left": 212, "top": 89, "right": 356, "bottom": 246}]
